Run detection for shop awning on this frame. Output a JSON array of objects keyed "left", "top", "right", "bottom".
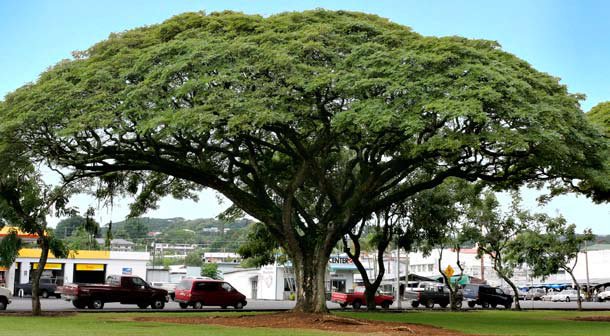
[{"left": 75, "top": 264, "right": 105, "bottom": 271}]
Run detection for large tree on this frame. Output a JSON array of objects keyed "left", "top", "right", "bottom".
[{"left": 2, "top": 10, "right": 608, "bottom": 312}]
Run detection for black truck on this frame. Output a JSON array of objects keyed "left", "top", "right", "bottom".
[
  {"left": 463, "top": 284, "right": 513, "bottom": 309},
  {"left": 411, "top": 284, "right": 463, "bottom": 308}
]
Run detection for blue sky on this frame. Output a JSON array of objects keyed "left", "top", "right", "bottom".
[{"left": 1, "top": 1, "right": 608, "bottom": 232}]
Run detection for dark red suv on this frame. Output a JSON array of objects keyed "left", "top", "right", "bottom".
[{"left": 174, "top": 279, "right": 247, "bottom": 309}]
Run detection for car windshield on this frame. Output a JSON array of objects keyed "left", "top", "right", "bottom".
[{"left": 176, "top": 280, "right": 192, "bottom": 290}]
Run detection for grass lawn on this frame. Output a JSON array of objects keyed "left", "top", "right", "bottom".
[
  {"left": 0, "top": 312, "right": 328, "bottom": 336},
  {"left": 1, "top": 310, "right": 609, "bottom": 336},
  {"left": 341, "top": 310, "right": 610, "bottom": 336}
]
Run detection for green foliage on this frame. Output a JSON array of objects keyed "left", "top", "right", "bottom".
[
  {"left": 588, "top": 101, "right": 610, "bottom": 137},
  {"left": 55, "top": 216, "right": 87, "bottom": 239},
  {"left": 237, "top": 222, "right": 278, "bottom": 267},
  {"left": 509, "top": 215, "right": 594, "bottom": 279},
  {"left": 65, "top": 226, "right": 100, "bottom": 250},
  {"left": 0, "top": 230, "right": 23, "bottom": 267},
  {"left": 184, "top": 249, "right": 203, "bottom": 267},
  {"left": 201, "top": 262, "right": 220, "bottom": 279}
]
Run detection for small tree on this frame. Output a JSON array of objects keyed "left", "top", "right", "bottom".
[
  {"left": 0, "top": 144, "right": 73, "bottom": 315},
  {"left": 469, "top": 191, "right": 528, "bottom": 310},
  {"left": 201, "top": 262, "right": 220, "bottom": 279},
  {"left": 342, "top": 209, "right": 397, "bottom": 310},
  {"left": 509, "top": 215, "right": 594, "bottom": 310},
  {"left": 184, "top": 249, "right": 204, "bottom": 267}
]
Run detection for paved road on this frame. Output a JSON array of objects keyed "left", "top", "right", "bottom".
[{"left": 5, "top": 297, "right": 610, "bottom": 312}]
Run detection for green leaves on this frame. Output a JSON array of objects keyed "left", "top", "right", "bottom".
[{"left": 0, "top": 230, "right": 22, "bottom": 268}]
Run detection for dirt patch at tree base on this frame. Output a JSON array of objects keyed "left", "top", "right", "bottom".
[
  {"left": 572, "top": 316, "right": 610, "bottom": 322},
  {"left": 135, "top": 312, "right": 473, "bottom": 335}
]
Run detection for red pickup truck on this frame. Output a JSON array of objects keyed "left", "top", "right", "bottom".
[
  {"left": 331, "top": 287, "right": 394, "bottom": 309},
  {"left": 61, "top": 275, "right": 169, "bottom": 309}
]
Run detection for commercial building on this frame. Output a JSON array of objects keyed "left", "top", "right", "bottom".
[
  {"left": 223, "top": 255, "right": 362, "bottom": 300},
  {"left": 1, "top": 248, "right": 149, "bottom": 294}
]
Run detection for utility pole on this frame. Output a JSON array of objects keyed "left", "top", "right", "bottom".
[
  {"left": 395, "top": 247, "right": 401, "bottom": 309},
  {"left": 585, "top": 240, "right": 590, "bottom": 301}
]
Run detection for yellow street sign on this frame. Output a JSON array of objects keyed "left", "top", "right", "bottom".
[{"left": 444, "top": 265, "right": 455, "bottom": 278}]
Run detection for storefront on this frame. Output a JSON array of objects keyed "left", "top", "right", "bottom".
[
  {"left": 223, "top": 254, "right": 363, "bottom": 300},
  {"left": 4, "top": 249, "right": 150, "bottom": 291}
]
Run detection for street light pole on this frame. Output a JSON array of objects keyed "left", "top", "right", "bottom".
[
  {"left": 585, "top": 240, "right": 590, "bottom": 301},
  {"left": 395, "top": 247, "right": 401, "bottom": 309}
]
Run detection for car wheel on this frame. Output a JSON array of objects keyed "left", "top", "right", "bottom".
[
  {"left": 439, "top": 302, "right": 448, "bottom": 308},
  {"left": 481, "top": 302, "right": 489, "bottom": 309},
  {"left": 340, "top": 303, "right": 348, "bottom": 309},
  {"left": 381, "top": 301, "right": 391, "bottom": 310},
  {"left": 490, "top": 303, "right": 497, "bottom": 309},
  {"left": 234, "top": 301, "right": 245, "bottom": 310},
  {"left": 55, "top": 294, "right": 62, "bottom": 299},
  {"left": 504, "top": 303, "right": 511, "bottom": 309},
  {"left": 455, "top": 300, "right": 463, "bottom": 309},
  {"left": 151, "top": 300, "right": 165, "bottom": 309},
  {"left": 72, "top": 300, "right": 87, "bottom": 309},
  {"left": 0, "top": 298, "right": 7, "bottom": 310},
  {"left": 411, "top": 301, "right": 420, "bottom": 308},
  {"left": 352, "top": 300, "right": 362, "bottom": 310},
  {"left": 467, "top": 301, "right": 476, "bottom": 308},
  {"left": 565, "top": 297, "right": 570, "bottom": 302},
  {"left": 137, "top": 303, "right": 149, "bottom": 309},
  {"left": 89, "top": 299, "right": 104, "bottom": 309},
  {"left": 41, "top": 290, "right": 49, "bottom": 299},
  {"left": 179, "top": 302, "right": 188, "bottom": 309},
  {"left": 193, "top": 301, "right": 203, "bottom": 309},
  {"left": 424, "top": 299, "right": 434, "bottom": 309}
]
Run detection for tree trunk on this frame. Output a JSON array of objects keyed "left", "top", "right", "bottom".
[
  {"left": 566, "top": 268, "right": 582, "bottom": 311},
  {"left": 495, "top": 268, "right": 520, "bottom": 310},
  {"left": 31, "top": 237, "right": 50, "bottom": 316},
  {"left": 292, "top": 249, "right": 330, "bottom": 313},
  {"left": 438, "top": 249, "right": 459, "bottom": 311}
]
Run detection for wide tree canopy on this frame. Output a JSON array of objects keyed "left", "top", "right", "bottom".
[{"left": 1, "top": 10, "right": 608, "bottom": 312}]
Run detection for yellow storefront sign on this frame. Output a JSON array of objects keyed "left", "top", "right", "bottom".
[
  {"left": 32, "top": 263, "right": 63, "bottom": 270},
  {"left": 0, "top": 266, "right": 7, "bottom": 271},
  {"left": 75, "top": 264, "right": 105, "bottom": 271}
]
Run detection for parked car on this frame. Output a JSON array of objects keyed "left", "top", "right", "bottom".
[
  {"left": 463, "top": 284, "right": 513, "bottom": 309},
  {"left": 525, "top": 288, "right": 547, "bottom": 301},
  {"left": 551, "top": 290, "right": 582, "bottom": 302},
  {"left": 411, "top": 284, "right": 462, "bottom": 308},
  {"left": 15, "top": 278, "right": 60, "bottom": 298},
  {"left": 541, "top": 292, "right": 555, "bottom": 301},
  {"left": 404, "top": 281, "right": 443, "bottom": 301},
  {"left": 150, "top": 281, "right": 178, "bottom": 300},
  {"left": 61, "top": 275, "right": 169, "bottom": 309},
  {"left": 331, "top": 286, "right": 394, "bottom": 310},
  {"left": 596, "top": 290, "right": 610, "bottom": 302},
  {"left": 0, "top": 287, "right": 12, "bottom": 310},
  {"left": 174, "top": 279, "right": 247, "bottom": 309}
]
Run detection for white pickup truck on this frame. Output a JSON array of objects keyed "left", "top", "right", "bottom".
[{"left": 0, "top": 287, "right": 12, "bottom": 310}]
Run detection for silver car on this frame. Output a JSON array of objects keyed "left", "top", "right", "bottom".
[{"left": 551, "top": 290, "right": 581, "bottom": 302}]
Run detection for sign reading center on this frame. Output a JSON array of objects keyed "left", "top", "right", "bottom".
[{"left": 329, "top": 257, "right": 353, "bottom": 264}]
